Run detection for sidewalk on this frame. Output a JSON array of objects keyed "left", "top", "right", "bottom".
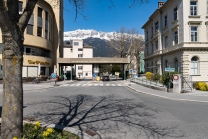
[
  {"left": 0, "top": 80, "right": 75, "bottom": 92},
  {"left": 120, "top": 80, "right": 208, "bottom": 103}
]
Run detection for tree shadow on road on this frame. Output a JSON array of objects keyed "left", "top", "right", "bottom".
[{"left": 25, "top": 95, "right": 185, "bottom": 139}]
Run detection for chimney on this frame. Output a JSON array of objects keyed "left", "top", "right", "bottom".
[{"left": 158, "top": 1, "right": 164, "bottom": 9}]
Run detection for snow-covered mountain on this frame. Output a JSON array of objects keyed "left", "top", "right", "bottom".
[{"left": 64, "top": 29, "right": 115, "bottom": 41}]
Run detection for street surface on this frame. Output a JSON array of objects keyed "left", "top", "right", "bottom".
[{"left": 1, "top": 80, "right": 208, "bottom": 139}]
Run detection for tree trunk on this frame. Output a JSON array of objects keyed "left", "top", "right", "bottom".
[{"left": 1, "top": 34, "right": 23, "bottom": 139}]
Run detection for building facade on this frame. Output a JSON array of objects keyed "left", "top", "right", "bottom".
[
  {"left": 0, "top": 0, "right": 63, "bottom": 77},
  {"left": 63, "top": 40, "right": 93, "bottom": 79},
  {"left": 142, "top": 0, "right": 208, "bottom": 83}
]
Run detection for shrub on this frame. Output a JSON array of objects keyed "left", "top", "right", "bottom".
[
  {"left": 152, "top": 73, "right": 161, "bottom": 82},
  {"left": 13, "top": 121, "right": 81, "bottom": 139},
  {"left": 145, "top": 72, "right": 154, "bottom": 80},
  {"left": 161, "top": 72, "right": 178, "bottom": 88},
  {"left": 194, "top": 82, "right": 208, "bottom": 91}
]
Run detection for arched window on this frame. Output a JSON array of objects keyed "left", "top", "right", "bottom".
[
  {"left": 191, "top": 56, "right": 199, "bottom": 74},
  {"left": 174, "top": 58, "right": 178, "bottom": 72}
]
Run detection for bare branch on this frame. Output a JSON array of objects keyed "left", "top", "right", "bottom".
[
  {"left": 7, "top": 0, "right": 19, "bottom": 23},
  {"left": 0, "top": 0, "right": 13, "bottom": 33},
  {"left": 18, "top": 0, "right": 38, "bottom": 32}
]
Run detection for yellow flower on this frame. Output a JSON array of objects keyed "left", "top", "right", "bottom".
[
  {"left": 35, "top": 121, "right": 40, "bottom": 127},
  {"left": 46, "top": 128, "right": 54, "bottom": 133},
  {"left": 42, "top": 131, "right": 50, "bottom": 137},
  {"left": 34, "top": 125, "right": 39, "bottom": 130},
  {"left": 13, "top": 137, "right": 18, "bottom": 139}
]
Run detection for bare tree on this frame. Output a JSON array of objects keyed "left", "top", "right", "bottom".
[
  {"left": 108, "top": 27, "right": 144, "bottom": 71},
  {"left": 0, "top": 0, "right": 148, "bottom": 138}
]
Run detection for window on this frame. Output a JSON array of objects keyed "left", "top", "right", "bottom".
[
  {"left": 45, "top": 11, "right": 48, "bottom": 39},
  {"left": 78, "top": 54, "right": 83, "bottom": 57},
  {"left": 78, "top": 66, "right": 83, "bottom": 70},
  {"left": 19, "top": 2, "right": 23, "bottom": 14},
  {"left": 174, "top": 7, "right": 178, "bottom": 20},
  {"left": 207, "top": 0, "right": 208, "bottom": 14},
  {"left": 85, "top": 73, "right": 88, "bottom": 76},
  {"left": 146, "top": 46, "right": 149, "bottom": 55},
  {"left": 155, "top": 22, "right": 158, "bottom": 32},
  {"left": 26, "top": 25, "right": 33, "bottom": 35},
  {"left": 146, "top": 63, "right": 149, "bottom": 72},
  {"left": 78, "top": 48, "right": 83, "bottom": 51},
  {"left": 0, "top": 43, "right": 2, "bottom": 54},
  {"left": 74, "top": 42, "right": 79, "bottom": 46},
  {"left": 190, "top": 1, "right": 197, "bottom": 16},
  {"left": 165, "top": 36, "right": 168, "bottom": 48},
  {"left": 37, "top": 7, "right": 42, "bottom": 37},
  {"left": 174, "top": 58, "right": 178, "bottom": 72},
  {"left": 191, "top": 26, "right": 197, "bottom": 42},
  {"left": 165, "top": 60, "right": 168, "bottom": 68},
  {"left": 155, "top": 41, "right": 158, "bottom": 50},
  {"left": 26, "top": 47, "right": 31, "bottom": 55},
  {"left": 174, "top": 31, "right": 178, "bottom": 44},
  {"left": 37, "top": 27, "right": 42, "bottom": 37},
  {"left": 146, "top": 31, "right": 148, "bottom": 40},
  {"left": 151, "top": 43, "right": 153, "bottom": 53},
  {"left": 151, "top": 27, "right": 153, "bottom": 38},
  {"left": 191, "top": 56, "right": 198, "bottom": 74},
  {"left": 164, "top": 15, "right": 167, "bottom": 27},
  {"left": 70, "top": 49, "right": 73, "bottom": 52}
]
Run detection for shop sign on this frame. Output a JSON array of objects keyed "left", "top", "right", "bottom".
[{"left": 28, "top": 60, "right": 49, "bottom": 65}]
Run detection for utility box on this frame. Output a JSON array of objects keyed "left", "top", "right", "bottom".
[{"left": 173, "top": 74, "right": 181, "bottom": 93}]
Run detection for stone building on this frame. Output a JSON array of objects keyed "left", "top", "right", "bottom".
[{"left": 142, "top": 0, "right": 208, "bottom": 83}]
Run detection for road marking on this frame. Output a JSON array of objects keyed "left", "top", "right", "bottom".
[
  {"left": 82, "top": 84, "right": 86, "bottom": 86},
  {"left": 100, "top": 84, "right": 103, "bottom": 86},
  {"left": 117, "top": 84, "right": 122, "bottom": 86},
  {"left": 75, "top": 84, "right": 80, "bottom": 86},
  {"left": 106, "top": 84, "right": 109, "bottom": 86},
  {"left": 62, "top": 84, "right": 68, "bottom": 86},
  {"left": 88, "top": 84, "right": 92, "bottom": 86},
  {"left": 94, "top": 84, "right": 98, "bottom": 86},
  {"left": 112, "top": 84, "right": 115, "bottom": 86}
]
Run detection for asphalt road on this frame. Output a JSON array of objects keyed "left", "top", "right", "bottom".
[{"left": 1, "top": 81, "right": 208, "bottom": 139}]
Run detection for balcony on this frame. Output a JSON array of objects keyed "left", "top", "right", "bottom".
[{"left": 162, "top": 43, "right": 182, "bottom": 54}]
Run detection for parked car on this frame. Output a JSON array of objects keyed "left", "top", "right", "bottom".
[{"left": 102, "top": 76, "right": 110, "bottom": 81}]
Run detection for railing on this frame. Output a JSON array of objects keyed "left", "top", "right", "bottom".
[
  {"left": 131, "top": 77, "right": 164, "bottom": 87},
  {"left": 181, "top": 75, "right": 192, "bottom": 92}
]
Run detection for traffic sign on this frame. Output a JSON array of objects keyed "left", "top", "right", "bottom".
[
  {"left": 93, "top": 73, "right": 97, "bottom": 77},
  {"left": 165, "top": 68, "right": 175, "bottom": 72},
  {"left": 115, "top": 72, "right": 120, "bottom": 76},
  {"left": 173, "top": 74, "right": 179, "bottom": 80},
  {"left": 133, "top": 70, "right": 137, "bottom": 74},
  {"left": 129, "top": 69, "right": 133, "bottom": 74},
  {"left": 51, "top": 73, "right": 56, "bottom": 79}
]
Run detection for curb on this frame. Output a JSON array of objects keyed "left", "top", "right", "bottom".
[
  {"left": 126, "top": 85, "right": 208, "bottom": 103},
  {"left": 0, "top": 118, "right": 94, "bottom": 139},
  {"left": 118, "top": 80, "right": 208, "bottom": 103}
]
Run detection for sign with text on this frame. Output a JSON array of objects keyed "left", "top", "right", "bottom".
[
  {"left": 165, "top": 68, "right": 175, "bottom": 72},
  {"left": 115, "top": 72, "right": 120, "bottom": 76},
  {"left": 129, "top": 69, "right": 133, "bottom": 74}
]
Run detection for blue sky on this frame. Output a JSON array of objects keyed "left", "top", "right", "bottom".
[{"left": 63, "top": 0, "right": 166, "bottom": 34}]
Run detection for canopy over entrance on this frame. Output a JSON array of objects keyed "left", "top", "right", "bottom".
[{"left": 57, "top": 58, "right": 130, "bottom": 64}]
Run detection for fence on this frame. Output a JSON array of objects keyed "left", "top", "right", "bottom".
[{"left": 131, "top": 77, "right": 164, "bottom": 87}]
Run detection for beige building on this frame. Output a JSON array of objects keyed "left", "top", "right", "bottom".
[
  {"left": 63, "top": 40, "right": 93, "bottom": 79},
  {"left": 0, "top": 0, "right": 63, "bottom": 77},
  {"left": 142, "top": 0, "right": 208, "bottom": 83}
]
